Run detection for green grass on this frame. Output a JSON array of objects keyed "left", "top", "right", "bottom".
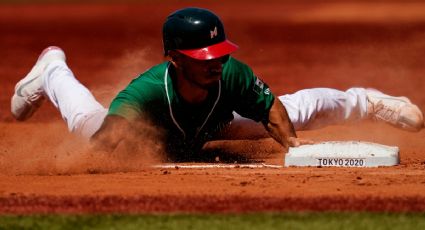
[{"left": 1, "top": 212, "right": 425, "bottom": 230}]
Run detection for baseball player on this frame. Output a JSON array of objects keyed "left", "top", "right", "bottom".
[{"left": 11, "top": 7, "right": 424, "bottom": 161}]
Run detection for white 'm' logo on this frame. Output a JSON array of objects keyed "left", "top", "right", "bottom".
[{"left": 210, "top": 26, "right": 218, "bottom": 39}]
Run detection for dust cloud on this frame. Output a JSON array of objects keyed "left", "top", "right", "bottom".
[
  {"left": 90, "top": 48, "right": 161, "bottom": 107},
  {"left": 0, "top": 49, "right": 167, "bottom": 175},
  {"left": 0, "top": 121, "right": 166, "bottom": 176}
]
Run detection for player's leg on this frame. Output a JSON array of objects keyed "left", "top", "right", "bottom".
[
  {"left": 226, "top": 88, "right": 368, "bottom": 139},
  {"left": 279, "top": 88, "right": 368, "bottom": 130},
  {"left": 227, "top": 87, "right": 423, "bottom": 139},
  {"left": 11, "top": 46, "right": 107, "bottom": 138},
  {"left": 279, "top": 87, "right": 423, "bottom": 131}
]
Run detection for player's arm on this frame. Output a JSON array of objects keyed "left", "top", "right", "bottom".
[
  {"left": 90, "top": 65, "right": 166, "bottom": 152},
  {"left": 264, "top": 98, "right": 313, "bottom": 148},
  {"left": 90, "top": 90, "right": 146, "bottom": 153},
  {"left": 225, "top": 57, "right": 312, "bottom": 148},
  {"left": 90, "top": 115, "right": 132, "bottom": 152}
]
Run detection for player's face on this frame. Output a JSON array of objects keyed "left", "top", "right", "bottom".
[{"left": 172, "top": 52, "right": 228, "bottom": 89}]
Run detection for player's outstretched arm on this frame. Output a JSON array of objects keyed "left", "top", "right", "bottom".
[
  {"left": 264, "top": 99, "right": 314, "bottom": 149},
  {"left": 90, "top": 115, "right": 132, "bottom": 152}
]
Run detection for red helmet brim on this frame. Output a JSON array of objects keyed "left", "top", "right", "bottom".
[{"left": 177, "top": 40, "right": 238, "bottom": 60}]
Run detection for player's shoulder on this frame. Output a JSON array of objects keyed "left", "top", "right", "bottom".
[
  {"left": 122, "top": 62, "right": 169, "bottom": 99},
  {"left": 222, "top": 56, "right": 255, "bottom": 82},
  {"left": 224, "top": 56, "right": 251, "bottom": 70},
  {"left": 133, "top": 62, "right": 169, "bottom": 84}
]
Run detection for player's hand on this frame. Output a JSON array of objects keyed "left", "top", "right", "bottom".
[
  {"left": 90, "top": 115, "right": 132, "bottom": 152},
  {"left": 287, "top": 137, "right": 315, "bottom": 147}
]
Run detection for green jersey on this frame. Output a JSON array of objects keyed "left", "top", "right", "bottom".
[{"left": 109, "top": 57, "right": 275, "bottom": 159}]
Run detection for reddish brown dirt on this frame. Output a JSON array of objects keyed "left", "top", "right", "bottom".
[{"left": 1, "top": 1, "right": 425, "bottom": 213}]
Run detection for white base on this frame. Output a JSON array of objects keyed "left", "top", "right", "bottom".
[{"left": 285, "top": 141, "right": 399, "bottom": 167}]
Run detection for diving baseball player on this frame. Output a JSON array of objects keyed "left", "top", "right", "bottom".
[{"left": 11, "top": 8, "right": 424, "bottom": 161}]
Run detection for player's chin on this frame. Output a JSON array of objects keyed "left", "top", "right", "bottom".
[
  {"left": 208, "top": 73, "right": 222, "bottom": 81},
  {"left": 206, "top": 76, "right": 221, "bottom": 86}
]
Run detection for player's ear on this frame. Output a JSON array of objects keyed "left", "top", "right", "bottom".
[{"left": 168, "top": 50, "right": 179, "bottom": 67}]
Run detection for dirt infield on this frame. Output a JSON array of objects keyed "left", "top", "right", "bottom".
[{"left": 1, "top": 0, "right": 425, "bottom": 213}]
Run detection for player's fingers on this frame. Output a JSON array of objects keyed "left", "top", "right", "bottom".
[
  {"left": 287, "top": 137, "right": 300, "bottom": 147},
  {"left": 287, "top": 137, "right": 314, "bottom": 147},
  {"left": 298, "top": 138, "right": 315, "bottom": 145}
]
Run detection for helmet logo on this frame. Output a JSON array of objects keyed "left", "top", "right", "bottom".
[{"left": 210, "top": 26, "right": 218, "bottom": 39}]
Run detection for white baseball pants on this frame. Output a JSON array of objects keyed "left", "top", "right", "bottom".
[{"left": 42, "top": 61, "right": 368, "bottom": 139}]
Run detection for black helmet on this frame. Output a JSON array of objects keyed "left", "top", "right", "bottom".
[{"left": 163, "top": 7, "right": 238, "bottom": 60}]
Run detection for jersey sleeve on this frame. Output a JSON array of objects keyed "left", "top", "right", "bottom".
[
  {"left": 108, "top": 71, "right": 164, "bottom": 121},
  {"left": 223, "top": 58, "right": 275, "bottom": 123}
]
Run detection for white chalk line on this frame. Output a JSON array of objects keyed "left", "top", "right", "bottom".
[{"left": 152, "top": 163, "right": 283, "bottom": 169}]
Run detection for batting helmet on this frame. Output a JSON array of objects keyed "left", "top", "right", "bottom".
[{"left": 162, "top": 7, "right": 238, "bottom": 60}]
